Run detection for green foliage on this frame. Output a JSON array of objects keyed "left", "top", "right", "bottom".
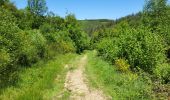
[
  {"left": 0, "top": 49, "right": 11, "bottom": 69},
  {"left": 32, "top": 15, "right": 45, "bottom": 29},
  {"left": 97, "top": 23, "right": 166, "bottom": 73},
  {"left": 70, "top": 31, "right": 90, "bottom": 53},
  {"left": 115, "top": 59, "right": 130, "bottom": 72},
  {"left": 0, "top": 0, "right": 91, "bottom": 94},
  {"left": 26, "top": 0, "right": 48, "bottom": 29},
  {"left": 0, "top": 7, "right": 49, "bottom": 87},
  {"left": 40, "top": 23, "right": 55, "bottom": 34},
  {"left": 44, "top": 15, "right": 65, "bottom": 31},
  {"left": 0, "top": 0, "right": 9, "bottom": 6},
  {"left": 0, "top": 0, "right": 17, "bottom": 12},
  {"left": 0, "top": 8, "right": 19, "bottom": 34},
  {"left": 65, "top": 14, "right": 90, "bottom": 53},
  {"left": 143, "top": 0, "right": 170, "bottom": 45},
  {"left": 118, "top": 26, "right": 166, "bottom": 73},
  {"left": 54, "top": 31, "right": 76, "bottom": 53},
  {"left": 44, "top": 30, "right": 76, "bottom": 55},
  {"left": 154, "top": 63, "right": 170, "bottom": 83},
  {"left": 143, "top": 0, "right": 168, "bottom": 29},
  {"left": 115, "top": 12, "right": 142, "bottom": 28},
  {"left": 18, "top": 30, "right": 47, "bottom": 66},
  {"left": 92, "top": 1, "right": 170, "bottom": 97},
  {"left": 40, "top": 14, "right": 89, "bottom": 54},
  {"left": 86, "top": 51, "right": 153, "bottom": 99},
  {"left": 39, "top": 23, "right": 56, "bottom": 42},
  {"left": 80, "top": 19, "right": 114, "bottom": 36},
  {"left": 96, "top": 38, "right": 119, "bottom": 62},
  {"left": 0, "top": 8, "right": 21, "bottom": 87},
  {"left": 16, "top": 9, "right": 34, "bottom": 30},
  {"left": 0, "top": 54, "right": 77, "bottom": 100},
  {"left": 40, "top": 22, "right": 77, "bottom": 54},
  {"left": 90, "top": 22, "right": 125, "bottom": 49},
  {"left": 27, "top": 30, "right": 47, "bottom": 58}
]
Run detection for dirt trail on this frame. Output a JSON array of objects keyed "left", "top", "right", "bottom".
[{"left": 64, "top": 55, "right": 107, "bottom": 100}]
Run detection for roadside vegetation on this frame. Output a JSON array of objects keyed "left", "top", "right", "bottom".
[
  {"left": 0, "top": 0, "right": 170, "bottom": 100},
  {"left": 0, "top": 54, "right": 77, "bottom": 100},
  {"left": 86, "top": 51, "right": 153, "bottom": 99},
  {"left": 89, "top": 0, "right": 170, "bottom": 99},
  {"left": 0, "top": 0, "right": 89, "bottom": 89}
]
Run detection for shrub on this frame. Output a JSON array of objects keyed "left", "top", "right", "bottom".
[
  {"left": 27, "top": 30, "right": 47, "bottom": 58},
  {"left": 39, "top": 23, "right": 55, "bottom": 40},
  {"left": 96, "top": 24, "right": 166, "bottom": 73},
  {"left": 40, "top": 23, "right": 53, "bottom": 33},
  {"left": 0, "top": 49, "right": 11, "bottom": 71},
  {"left": 44, "top": 30, "right": 76, "bottom": 59},
  {"left": 65, "top": 14, "right": 90, "bottom": 53},
  {"left": 154, "top": 63, "right": 170, "bottom": 83},
  {"left": 17, "top": 31, "right": 38, "bottom": 66},
  {"left": 71, "top": 31, "right": 90, "bottom": 53},
  {"left": 18, "top": 30, "right": 47, "bottom": 66},
  {"left": 97, "top": 38, "right": 119, "bottom": 62},
  {"left": 16, "top": 9, "right": 34, "bottom": 30},
  {"left": 55, "top": 31, "right": 76, "bottom": 53},
  {"left": 91, "top": 27, "right": 116, "bottom": 48},
  {"left": 86, "top": 51, "right": 153, "bottom": 99},
  {"left": 115, "top": 58, "right": 130, "bottom": 72},
  {"left": 0, "top": 8, "right": 21, "bottom": 87},
  {"left": 118, "top": 26, "right": 166, "bottom": 73}
]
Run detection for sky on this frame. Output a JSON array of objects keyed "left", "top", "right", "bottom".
[{"left": 11, "top": 0, "right": 145, "bottom": 20}]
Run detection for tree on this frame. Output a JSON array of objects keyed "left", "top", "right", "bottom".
[
  {"left": 142, "top": 0, "right": 170, "bottom": 47},
  {"left": 27, "top": 0, "right": 48, "bottom": 29},
  {"left": 0, "top": 0, "right": 9, "bottom": 6},
  {"left": 65, "top": 14, "right": 90, "bottom": 53},
  {"left": 143, "top": 0, "right": 168, "bottom": 33},
  {"left": 27, "top": 0, "right": 48, "bottom": 16}
]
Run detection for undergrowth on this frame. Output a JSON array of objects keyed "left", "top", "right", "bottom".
[
  {"left": 85, "top": 51, "right": 154, "bottom": 100},
  {"left": 0, "top": 53, "right": 77, "bottom": 100}
]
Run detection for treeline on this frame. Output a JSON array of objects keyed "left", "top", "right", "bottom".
[
  {"left": 0, "top": 0, "right": 89, "bottom": 88},
  {"left": 80, "top": 19, "right": 115, "bottom": 36},
  {"left": 90, "top": 0, "right": 170, "bottom": 98}
]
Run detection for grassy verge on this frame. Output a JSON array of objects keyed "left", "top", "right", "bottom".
[
  {"left": 85, "top": 51, "right": 154, "bottom": 100},
  {"left": 0, "top": 53, "right": 77, "bottom": 100}
]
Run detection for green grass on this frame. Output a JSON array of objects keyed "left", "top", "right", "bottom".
[
  {"left": 0, "top": 53, "right": 77, "bottom": 100},
  {"left": 85, "top": 51, "right": 154, "bottom": 100}
]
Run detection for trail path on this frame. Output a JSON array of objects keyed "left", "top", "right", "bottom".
[{"left": 64, "top": 55, "right": 107, "bottom": 100}]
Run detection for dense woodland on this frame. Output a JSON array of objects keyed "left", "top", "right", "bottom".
[{"left": 0, "top": 0, "right": 170, "bottom": 99}]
